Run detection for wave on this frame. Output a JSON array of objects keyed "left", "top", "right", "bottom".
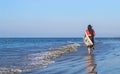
[
  {"left": 0, "top": 68, "right": 22, "bottom": 74},
  {"left": 0, "top": 43, "right": 80, "bottom": 74}
]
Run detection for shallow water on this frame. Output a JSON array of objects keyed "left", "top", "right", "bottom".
[{"left": 0, "top": 38, "right": 120, "bottom": 74}]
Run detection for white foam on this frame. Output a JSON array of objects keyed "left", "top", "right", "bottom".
[
  {"left": 0, "top": 43, "right": 80, "bottom": 73},
  {"left": 23, "top": 43, "right": 80, "bottom": 70},
  {"left": 0, "top": 67, "right": 22, "bottom": 74}
]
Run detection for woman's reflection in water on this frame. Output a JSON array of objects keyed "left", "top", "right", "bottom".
[{"left": 86, "top": 54, "right": 97, "bottom": 74}]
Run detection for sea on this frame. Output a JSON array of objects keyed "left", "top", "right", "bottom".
[{"left": 0, "top": 38, "right": 120, "bottom": 74}]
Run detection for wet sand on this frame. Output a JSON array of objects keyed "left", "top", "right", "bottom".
[{"left": 23, "top": 41, "right": 120, "bottom": 74}]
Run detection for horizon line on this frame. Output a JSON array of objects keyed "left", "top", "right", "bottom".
[{"left": 0, "top": 37, "right": 120, "bottom": 38}]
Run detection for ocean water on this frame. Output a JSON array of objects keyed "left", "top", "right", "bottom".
[{"left": 0, "top": 38, "right": 120, "bottom": 74}]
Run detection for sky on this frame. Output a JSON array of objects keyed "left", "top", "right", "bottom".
[{"left": 0, "top": 0, "right": 120, "bottom": 37}]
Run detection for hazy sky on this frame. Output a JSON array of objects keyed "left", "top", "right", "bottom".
[{"left": 0, "top": 0, "right": 120, "bottom": 37}]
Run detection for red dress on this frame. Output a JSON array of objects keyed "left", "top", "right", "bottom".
[
  {"left": 86, "top": 29, "right": 95, "bottom": 36},
  {"left": 86, "top": 29, "right": 95, "bottom": 46}
]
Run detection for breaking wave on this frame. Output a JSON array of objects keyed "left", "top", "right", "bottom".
[{"left": 0, "top": 43, "right": 80, "bottom": 74}]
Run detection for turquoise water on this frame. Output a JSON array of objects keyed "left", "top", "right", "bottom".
[{"left": 0, "top": 38, "right": 120, "bottom": 74}]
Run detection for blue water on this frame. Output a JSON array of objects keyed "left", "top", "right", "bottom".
[{"left": 0, "top": 38, "right": 120, "bottom": 74}]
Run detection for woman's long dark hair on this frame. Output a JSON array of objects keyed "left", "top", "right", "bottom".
[{"left": 88, "top": 25, "right": 93, "bottom": 36}]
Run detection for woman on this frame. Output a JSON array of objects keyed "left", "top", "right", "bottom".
[{"left": 86, "top": 25, "right": 95, "bottom": 54}]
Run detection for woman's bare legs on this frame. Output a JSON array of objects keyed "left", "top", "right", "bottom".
[{"left": 88, "top": 47, "right": 91, "bottom": 54}]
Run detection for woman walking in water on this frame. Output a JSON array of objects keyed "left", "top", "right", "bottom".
[{"left": 86, "top": 24, "right": 95, "bottom": 54}]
